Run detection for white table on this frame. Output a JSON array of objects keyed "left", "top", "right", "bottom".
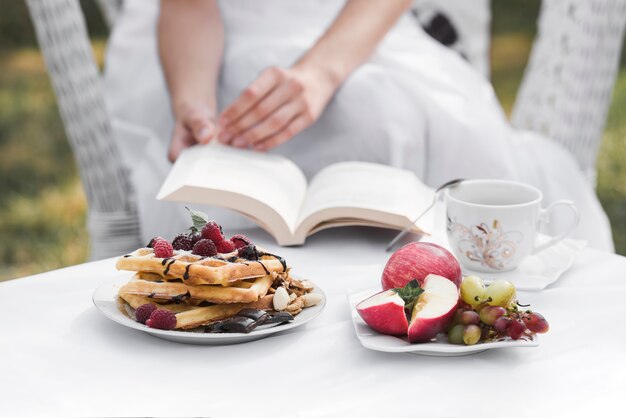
[{"left": 1, "top": 227, "right": 625, "bottom": 417}]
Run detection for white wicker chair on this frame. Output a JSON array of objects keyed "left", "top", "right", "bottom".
[
  {"left": 511, "top": 0, "right": 626, "bottom": 183},
  {"left": 25, "top": 0, "right": 625, "bottom": 259},
  {"left": 26, "top": 0, "right": 142, "bottom": 260}
]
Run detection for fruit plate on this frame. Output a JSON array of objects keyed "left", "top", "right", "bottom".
[
  {"left": 93, "top": 274, "right": 326, "bottom": 345},
  {"left": 347, "top": 288, "right": 539, "bottom": 356}
]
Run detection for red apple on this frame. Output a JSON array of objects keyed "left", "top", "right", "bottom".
[
  {"left": 381, "top": 242, "right": 462, "bottom": 290},
  {"left": 356, "top": 290, "right": 409, "bottom": 336},
  {"left": 407, "top": 274, "right": 459, "bottom": 343}
]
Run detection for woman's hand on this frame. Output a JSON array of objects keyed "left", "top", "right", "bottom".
[
  {"left": 168, "top": 102, "right": 216, "bottom": 162},
  {"left": 216, "top": 66, "right": 336, "bottom": 151},
  {"left": 159, "top": 0, "right": 223, "bottom": 161}
]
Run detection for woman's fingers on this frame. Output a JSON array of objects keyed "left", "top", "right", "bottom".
[
  {"left": 252, "top": 114, "right": 311, "bottom": 151},
  {"left": 183, "top": 109, "right": 215, "bottom": 144},
  {"left": 231, "top": 99, "right": 305, "bottom": 148},
  {"left": 217, "top": 67, "right": 283, "bottom": 136},
  {"left": 168, "top": 122, "right": 197, "bottom": 162},
  {"left": 222, "top": 78, "right": 303, "bottom": 143}
]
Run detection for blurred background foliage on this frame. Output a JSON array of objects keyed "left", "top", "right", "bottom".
[{"left": 0, "top": 0, "right": 624, "bottom": 281}]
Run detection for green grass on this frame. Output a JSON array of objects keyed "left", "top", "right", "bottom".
[{"left": 0, "top": 1, "right": 624, "bottom": 282}]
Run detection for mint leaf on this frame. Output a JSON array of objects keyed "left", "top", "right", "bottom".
[
  {"left": 393, "top": 279, "right": 424, "bottom": 313},
  {"left": 185, "top": 207, "right": 209, "bottom": 232}
]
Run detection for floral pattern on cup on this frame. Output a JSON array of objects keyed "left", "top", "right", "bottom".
[{"left": 447, "top": 217, "right": 523, "bottom": 270}]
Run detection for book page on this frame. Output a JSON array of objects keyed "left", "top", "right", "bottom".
[
  {"left": 158, "top": 144, "right": 307, "bottom": 235},
  {"left": 297, "top": 162, "right": 433, "bottom": 234}
]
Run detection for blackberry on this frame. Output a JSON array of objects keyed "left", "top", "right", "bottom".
[
  {"left": 237, "top": 244, "right": 259, "bottom": 261},
  {"left": 172, "top": 233, "right": 194, "bottom": 251},
  {"left": 189, "top": 231, "right": 201, "bottom": 245}
]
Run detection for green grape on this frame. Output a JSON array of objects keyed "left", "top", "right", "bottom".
[
  {"left": 485, "top": 280, "right": 516, "bottom": 307},
  {"left": 447, "top": 324, "right": 465, "bottom": 344},
  {"left": 463, "top": 325, "right": 481, "bottom": 345},
  {"left": 479, "top": 305, "right": 507, "bottom": 326},
  {"left": 460, "top": 275, "right": 486, "bottom": 307}
]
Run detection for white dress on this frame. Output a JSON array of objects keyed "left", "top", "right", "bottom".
[{"left": 104, "top": 0, "right": 614, "bottom": 251}]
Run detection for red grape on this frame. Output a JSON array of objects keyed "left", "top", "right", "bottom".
[
  {"left": 494, "top": 316, "right": 511, "bottom": 333},
  {"left": 523, "top": 312, "right": 550, "bottom": 334},
  {"left": 460, "top": 310, "right": 480, "bottom": 325},
  {"left": 479, "top": 306, "right": 506, "bottom": 326},
  {"left": 508, "top": 319, "right": 527, "bottom": 340}
]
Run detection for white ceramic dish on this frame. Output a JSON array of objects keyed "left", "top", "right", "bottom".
[
  {"left": 347, "top": 288, "right": 539, "bottom": 356},
  {"left": 93, "top": 274, "right": 326, "bottom": 345},
  {"left": 460, "top": 237, "right": 586, "bottom": 291}
]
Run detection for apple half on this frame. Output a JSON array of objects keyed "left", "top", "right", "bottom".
[
  {"left": 407, "top": 274, "right": 459, "bottom": 343},
  {"left": 356, "top": 290, "right": 409, "bottom": 336}
]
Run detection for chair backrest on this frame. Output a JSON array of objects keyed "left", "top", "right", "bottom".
[
  {"left": 511, "top": 0, "right": 626, "bottom": 181},
  {"left": 26, "top": 0, "right": 142, "bottom": 259}
]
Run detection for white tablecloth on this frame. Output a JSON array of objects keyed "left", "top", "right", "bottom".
[{"left": 1, "top": 227, "right": 625, "bottom": 417}]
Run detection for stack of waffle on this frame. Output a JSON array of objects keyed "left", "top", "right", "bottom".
[{"left": 116, "top": 247, "right": 318, "bottom": 331}]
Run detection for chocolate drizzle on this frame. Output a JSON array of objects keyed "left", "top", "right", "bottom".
[
  {"left": 256, "top": 261, "right": 270, "bottom": 275},
  {"left": 259, "top": 251, "right": 287, "bottom": 272},
  {"left": 183, "top": 264, "right": 191, "bottom": 280},
  {"left": 163, "top": 259, "right": 176, "bottom": 275},
  {"left": 171, "top": 291, "right": 191, "bottom": 304},
  {"left": 161, "top": 258, "right": 170, "bottom": 266}
]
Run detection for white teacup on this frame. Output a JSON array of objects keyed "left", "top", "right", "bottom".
[{"left": 445, "top": 180, "right": 580, "bottom": 273}]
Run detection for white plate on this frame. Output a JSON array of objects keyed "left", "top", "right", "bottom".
[
  {"left": 93, "top": 274, "right": 326, "bottom": 345},
  {"left": 347, "top": 288, "right": 539, "bottom": 356},
  {"left": 460, "top": 237, "right": 586, "bottom": 291}
]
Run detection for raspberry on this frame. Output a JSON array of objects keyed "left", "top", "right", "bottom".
[
  {"left": 146, "top": 236, "right": 165, "bottom": 248},
  {"left": 135, "top": 303, "right": 157, "bottom": 324},
  {"left": 217, "top": 239, "right": 236, "bottom": 254},
  {"left": 201, "top": 221, "right": 224, "bottom": 243},
  {"left": 172, "top": 233, "right": 194, "bottom": 251},
  {"left": 192, "top": 238, "right": 218, "bottom": 257},
  {"left": 153, "top": 238, "right": 174, "bottom": 258},
  {"left": 237, "top": 244, "right": 259, "bottom": 261},
  {"left": 145, "top": 309, "right": 177, "bottom": 330},
  {"left": 230, "top": 234, "right": 251, "bottom": 249}
]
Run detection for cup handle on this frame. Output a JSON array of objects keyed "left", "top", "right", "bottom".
[{"left": 533, "top": 200, "right": 580, "bottom": 254}]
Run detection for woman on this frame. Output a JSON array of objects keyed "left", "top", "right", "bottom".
[{"left": 104, "top": 0, "right": 613, "bottom": 250}]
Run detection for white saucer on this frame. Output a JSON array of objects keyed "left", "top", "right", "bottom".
[
  {"left": 347, "top": 288, "right": 539, "bottom": 356},
  {"left": 461, "top": 238, "right": 586, "bottom": 291},
  {"left": 93, "top": 274, "right": 326, "bottom": 345}
]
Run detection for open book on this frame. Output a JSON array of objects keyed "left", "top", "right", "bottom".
[{"left": 157, "top": 144, "right": 434, "bottom": 246}]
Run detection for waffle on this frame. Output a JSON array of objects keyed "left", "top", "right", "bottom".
[
  {"left": 116, "top": 247, "right": 287, "bottom": 286},
  {"left": 119, "top": 273, "right": 273, "bottom": 304},
  {"left": 119, "top": 292, "right": 274, "bottom": 329},
  {"left": 120, "top": 293, "right": 196, "bottom": 313},
  {"left": 115, "top": 240, "right": 321, "bottom": 332},
  {"left": 174, "top": 295, "right": 274, "bottom": 329}
]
